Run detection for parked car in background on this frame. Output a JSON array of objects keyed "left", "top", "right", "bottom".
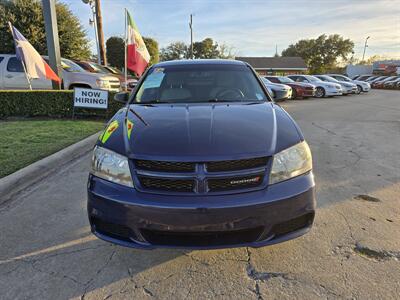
[
  {"left": 0, "top": 54, "right": 120, "bottom": 91},
  {"left": 383, "top": 77, "right": 400, "bottom": 89},
  {"left": 264, "top": 76, "right": 315, "bottom": 99},
  {"left": 366, "top": 76, "right": 387, "bottom": 84},
  {"left": 314, "top": 75, "right": 357, "bottom": 95},
  {"left": 73, "top": 60, "right": 137, "bottom": 91},
  {"left": 352, "top": 74, "right": 373, "bottom": 81},
  {"left": 261, "top": 77, "right": 292, "bottom": 101},
  {"left": 103, "top": 66, "right": 138, "bottom": 90},
  {"left": 326, "top": 74, "right": 370, "bottom": 94},
  {"left": 371, "top": 76, "right": 398, "bottom": 89},
  {"left": 287, "top": 75, "right": 342, "bottom": 98}
]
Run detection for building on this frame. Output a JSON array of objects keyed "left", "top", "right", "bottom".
[{"left": 235, "top": 57, "right": 308, "bottom": 75}]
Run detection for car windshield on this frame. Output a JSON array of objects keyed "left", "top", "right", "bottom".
[
  {"left": 133, "top": 64, "right": 268, "bottom": 103},
  {"left": 107, "top": 67, "right": 122, "bottom": 75},
  {"left": 277, "top": 77, "right": 294, "bottom": 83},
  {"left": 321, "top": 76, "right": 339, "bottom": 82},
  {"left": 61, "top": 59, "right": 85, "bottom": 72},
  {"left": 306, "top": 76, "right": 322, "bottom": 82},
  {"left": 88, "top": 62, "right": 109, "bottom": 74}
]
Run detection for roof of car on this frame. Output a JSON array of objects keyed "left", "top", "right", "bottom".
[{"left": 153, "top": 59, "right": 247, "bottom": 67}]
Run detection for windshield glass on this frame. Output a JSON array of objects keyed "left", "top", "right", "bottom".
[
  {"left": 322, "top": 76, "right": 339, "bottom": 82},
  {"left": 106, "top": 67, "right": 122, "bottom": 75},
  {"left": 61, "top": 59, "right": 85, "bottom": 72},
  {"left": 305, "top": 75, "right": 322, "bottom": 82},
  {"left": 277, "top": 76, "right": 294, "bottom": 83},
  {"left": 88, "top": 62, "right": 109, "bottom": 74},
  {"left": 133, "top": 64, "right": 268, "bottom": 103}
]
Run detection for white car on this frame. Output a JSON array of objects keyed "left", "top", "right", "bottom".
[
  {"left": 327, "top": 74, "right": 370, "bottom": 94},
  {"left": 0, "top": 54, "right": 120, "bottom": 91},
  {"left": 287, "top": 75, "right": 342, "bottom": 98},
  {"left": 314, "top": 75, "right": 357, "bottom": 95},
  {"left": 261, "top": 77, "right": 292, "bottom": 100}
]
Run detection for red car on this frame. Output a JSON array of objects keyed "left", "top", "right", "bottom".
[{"left": 264, "top": 76, "right": 315, "bottom": 99}]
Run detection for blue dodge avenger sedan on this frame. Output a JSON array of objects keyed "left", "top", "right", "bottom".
[{"left": 87, "top": 59, "right": 316, "bottom": 249}]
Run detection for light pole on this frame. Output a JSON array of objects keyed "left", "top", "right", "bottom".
[
  {"left": 362, "top": 36, "right": 370, "bottom": 62},
  {"left": 82, "top": 0, "right": 105, "bottom": 65},
  {"left": 189, "top": 14, "right": 193, "bottom": 59}
]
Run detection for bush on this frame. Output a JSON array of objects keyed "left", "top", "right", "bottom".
[{"left": 0, "top": 90, "right": 124, "bottom": 119}]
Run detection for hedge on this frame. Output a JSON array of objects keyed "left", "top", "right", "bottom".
[{"left": 0, "top": 90, "right": 124, "bottom": 119}]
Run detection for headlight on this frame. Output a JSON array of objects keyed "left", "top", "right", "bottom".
[
  {"left": 96, "top": 79, "right": 110, "bottom": 88},
  {"left": 269, "top": 141, "right": 312, "bottom": 184},
  {"left": 91, "top": 146, "right": 133, "bottom": 187}
]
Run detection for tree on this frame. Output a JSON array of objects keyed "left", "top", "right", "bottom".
[
  {"left": 193, "top": 38, "right": 219, "bottom": 59},
  {"left": 0, "top": 0, "right": 91, "bottom": 60},
  {"left": 106, "top": 36, "right": 124, "bottom": 69},
  {"left": 160, "top": 41, "right": 189, "bottom": 61},
  {"left": 281, "top": 34, "right": 354, "bottom": 73},
  {"left": 159, "top": 39, "right": 235, "bottom": 61},
  {"left": 143, "top": 37, "right": 159, "bottom": 66}
]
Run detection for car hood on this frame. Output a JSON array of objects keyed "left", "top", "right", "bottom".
[
  {"left": 63, "top": 71, "right": 118, "bottom": 82},
  {"left": 264, "top": 82, "right": 291, "bottom": 91},
  {"left": 353, "top": 80, "right": 369, "bottom": 86},
  {"left": 100, "top": 103, "right": 303, "bottom": 161},
  {"left": 288, "top": 82, "right": 315, "bottom": 88}
]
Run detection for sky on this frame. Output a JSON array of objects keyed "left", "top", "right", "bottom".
[{"left": 62, "top": 0, "right": 400, "bottom": 59}]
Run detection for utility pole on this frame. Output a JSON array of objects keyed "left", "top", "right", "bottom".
[
  {"left": 94, "top": 0, "right": 106, "bottom": 65},
  {"left": 189, "top": 14, "right": 193, "bottom": 59},
  {"left": 42, "top": 0, "right": 62, "bottom": 89},
  {"left": 362, "top": 36, "right": 370, "bottom": 62}
]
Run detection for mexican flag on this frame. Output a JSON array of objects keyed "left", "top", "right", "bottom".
[{"left": 126, "top": 10, "right": 150, "bottom": 76}]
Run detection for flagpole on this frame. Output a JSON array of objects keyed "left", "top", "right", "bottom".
[
  {"left": 8, "top": 22, "right": 32, "bottom": 90},
  {"left": 124, "top": 8, "right": 128, "bottom": 92}
]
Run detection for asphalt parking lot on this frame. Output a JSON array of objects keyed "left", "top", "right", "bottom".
[{"left": 1, "top": 90, "right": 399, "bottom": 300}]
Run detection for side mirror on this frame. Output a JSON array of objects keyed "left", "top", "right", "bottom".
[{"left": 114, "top": 91, "right": 129, "bottom": 103}]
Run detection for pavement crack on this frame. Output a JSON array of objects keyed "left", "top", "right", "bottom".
[
  {"left": 143, "top": 287, "right": 154, "bottom": 297},
  {"left": 337, "top": 211, "right": 356, "bottom": 243},
  {"left": 311, "top": 122, "right": 337, "bottom": 136},
  {"left": 245, "top": 247, "right": 288, "bottom": 299}
]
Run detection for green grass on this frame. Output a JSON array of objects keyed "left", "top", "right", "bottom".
[{"left": 0, "top": 119, "right": 104, "bottom": 178}]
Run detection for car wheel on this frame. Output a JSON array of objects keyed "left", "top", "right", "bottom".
[
  {"left": 291, "top": 89, "right": 297, "bottom": 99},
  {"left": 356, "top": 85, "right": 362, "bottom": 94},
  {"left": 315, "top": 87, "right": 325, "bottom": 98}
]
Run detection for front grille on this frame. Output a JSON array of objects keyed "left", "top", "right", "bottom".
[
  {"left": 135, "top": 157, "right": 269, "bottom": 194},
  {"left": 206, "top": 157, "right": 268, "bottom": 172},
  {"left": 135, "top": 160, "right": 195, "bottom": 172},
  {"left": 141, "top": 227, "right": 264, "bottom": 247},
  {"left": 138, "top": 176, "right": 195, "bottom": 192},
  {"left": 208, "top": 174, "right": 264, "bottom": 192}
]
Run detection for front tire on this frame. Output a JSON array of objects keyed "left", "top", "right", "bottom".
[
  {"left": 315, "top": 87, "right": 325, "bottom": 98},
  {"left": 356, "top": 85, "right": 362, "bottom": 94},
  {"left": 291, "top": 88, "right": 297, "bottom": 99}
]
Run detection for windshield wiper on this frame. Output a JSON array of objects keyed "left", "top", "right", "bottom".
[{"left": 206, "top": 99, "right": 234, "bottom": 102}]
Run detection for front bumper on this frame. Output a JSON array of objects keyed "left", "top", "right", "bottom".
[
  {"left": 87, "top": 172, "right": 316, "bottom": 249},
  {"left": 361, "top": 85, "right": 371, "bottom": 92},
  {"left": 325, "top": 89, "right": 342, "bottom": 96}
]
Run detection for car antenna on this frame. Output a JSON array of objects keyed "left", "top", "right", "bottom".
[{"left": 129, "top": 108, "right": 149, "bottom": 126}]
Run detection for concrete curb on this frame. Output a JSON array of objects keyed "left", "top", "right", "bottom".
[{"left": 0, "top": 132, "right": 100, "bottom": 206}]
